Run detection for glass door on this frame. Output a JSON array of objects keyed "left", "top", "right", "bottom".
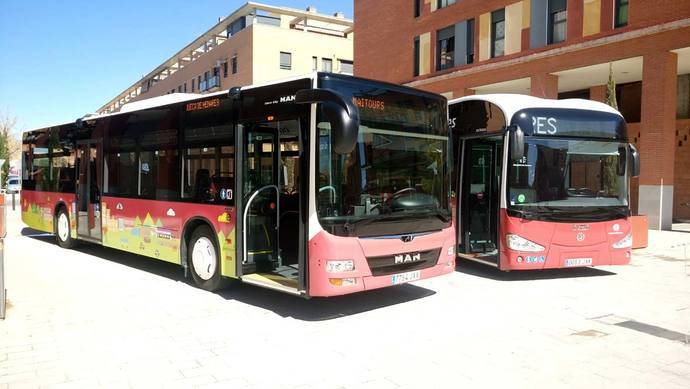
[
  {"left": 242, "top": 124, "right": 280, "bottom": 272},
  {"left": 461, "top": 138, "right": 502, "bottom": 259},
  {"left": 76, "top": 141, "right": 102, "bottom": 241}
]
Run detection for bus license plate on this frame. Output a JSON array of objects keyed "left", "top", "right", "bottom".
[
  {"left": 565, "top": 258, "right": 593, "bottom": 267},
  {"left": 392, "top": 270, "right": 421, "bottom": 285}
]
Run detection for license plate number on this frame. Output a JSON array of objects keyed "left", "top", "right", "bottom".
[
  {"left": 392, "top": 270, "right": 421, "bottom": 285},
  {"left": 565, "top": 258, "right": 593, "bottom": 267}
]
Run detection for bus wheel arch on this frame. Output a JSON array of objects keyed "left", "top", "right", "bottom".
[
  {"left": 181, "top": 217, "right": 224, "bottom": 291},
  {"left": 54, "top": 202, "right": 76, "bottom": 249}
]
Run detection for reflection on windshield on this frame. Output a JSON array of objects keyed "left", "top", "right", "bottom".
[
  {"left": 509, "top": 138, "right": 628, "bottom": 209},
  {"left": 318, "top": 122, "right": 449, "bottom": 224}
]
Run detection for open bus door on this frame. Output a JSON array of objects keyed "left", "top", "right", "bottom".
[
  {"left": 459, "top": 137, "right": 503, "bottom": 266},
  {"left": 450, "top": 99, "right": 508, "bottom": 267},
  {"left": 76, "top": 140, "right": 103, "bottom": 243}
]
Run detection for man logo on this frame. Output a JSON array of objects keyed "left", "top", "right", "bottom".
[
  {"left": 395, "top": 253, "right": 422, "bottom": 264},
  {"left": 279, "top": 95, "right": 296, "bottom": 103}
]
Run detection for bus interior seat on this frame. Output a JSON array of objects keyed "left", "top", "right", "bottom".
[{"left": 195, "top": 169, "right": 212, "bottom": 201}]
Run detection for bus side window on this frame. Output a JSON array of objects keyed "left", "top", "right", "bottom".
[{"left": 182, "top": 146, "right": 234, "bottom": 205}]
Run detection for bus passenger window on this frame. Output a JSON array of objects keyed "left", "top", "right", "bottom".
[
  {"left": 182, "top": 146, "right": 234, "bottom": 204},
  {"left": 105, "top": 151, "right": 137, "bottom": 196},
  {"left": 139, "top": 151, "right": 157, "bottom": 198}
]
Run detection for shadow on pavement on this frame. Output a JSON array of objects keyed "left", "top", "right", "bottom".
[
  {"left": 216, "top": 282, "right": 435, "bottom": 321},
  {"left": 21, "top": 227, "right": 436, "bottom": 321},
  {"left": 455, "top": 258, "right": 617, "bottom": 281}
]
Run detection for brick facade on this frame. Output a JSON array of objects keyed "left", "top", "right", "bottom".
[{"left": 354, "top": 0, "right": 690, "bottom": 227}]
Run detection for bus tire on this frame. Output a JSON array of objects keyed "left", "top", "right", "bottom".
[
  {"left": 55, "top": 207, "right": 77, "bottom": 249},
  {"left": 188, "top": 225, "right": 223, "bottom": 292}
]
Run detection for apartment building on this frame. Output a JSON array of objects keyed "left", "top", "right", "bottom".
[
  {"left": 355, "top": 0, "right": 690, "bottom": 230},
  {"left": 99, "top": 2, "right": 353, "bottom": 114}
]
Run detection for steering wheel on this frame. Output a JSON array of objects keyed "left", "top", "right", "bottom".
[
  {"left": 392, "top": 187, "right": 417, "bottom": 198},
  {"left": 568, "top": 187, "right": 596, "bottom": 197}
]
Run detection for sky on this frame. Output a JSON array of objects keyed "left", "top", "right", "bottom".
[{"left": 0, "top": 0, "right": 354, "bottom": 133}]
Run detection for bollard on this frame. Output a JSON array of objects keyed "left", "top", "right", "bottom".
[
  {"left": 0, "top": 195, "right": 5, "bottom": 319},
  {"left": 11, "top": 192, "right": 15, "bottom": 211}
]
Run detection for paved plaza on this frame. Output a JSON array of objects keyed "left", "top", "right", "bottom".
[{"left": 1, "top": 198, "right": 689, "bottom": 388}]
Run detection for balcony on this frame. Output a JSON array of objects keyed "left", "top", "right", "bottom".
[{"left": 199, "top": 75, "right": 220, "bottom": 92}]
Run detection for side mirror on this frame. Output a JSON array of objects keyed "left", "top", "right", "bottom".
[
  {"left": 508, "top": 125, "right": 525, "bottom": 162},
  {"left": 617, "top": 146, "right": 627, "bottom": 176},
  {"left": 629, "top": 144, "right": 640, "bottom": 177},
  {"left": 295, "top": 88, "right": 360, "bottom": 154}
]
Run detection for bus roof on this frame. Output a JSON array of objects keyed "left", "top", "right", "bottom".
[
  {"left": 448, "top": 94, "right": 622, "bottom": 120},
  {"left": 24, "top": 72, "right": 448, "bottom": 135}
]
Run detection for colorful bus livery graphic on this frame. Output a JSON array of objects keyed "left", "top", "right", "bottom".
[
  {"left": 99, "top": 198, "right": 237, "bottom": 273},
  {"left": 22, "top": 73, "right": 455, "bottom": 296}
]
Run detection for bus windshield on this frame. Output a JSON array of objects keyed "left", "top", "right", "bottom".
[
  {"left": 316, "top": 75, "right": 451, "bottom": 237},
  {"left": 508, "top": 138, "right": 629, "bottom": 221}
]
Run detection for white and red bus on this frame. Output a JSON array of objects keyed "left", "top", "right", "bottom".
[
  {"left": 449, "top": 95, "right": 640, "bottom": 270},
  {"left": 21, "top": 73, "right": 455, "bottom": 296}
]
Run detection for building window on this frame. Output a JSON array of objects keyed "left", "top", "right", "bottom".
[
  {"left": 437, "top": 0, "right": 456, "bottom": 9},
  {"left": 312, "top": 56, "right": 318, "bottom": 71},
  {"left": 223, "top": 61, "right": 228, "bottom": 78},
  {"left": 280, "top": 52, "right": 292, "bottom": 70},
  {"left": 322, "top": 58, "right": 333, "bottom": 73},
  {"left": 178, "top": 85, "right": 182, "bottom": 93},
  {"left": 184, "top": 83, "right": 187, "bottom": 93},
  {"left": 231, "top": 56, "right": 238, "bottom": 74},
  {"left": 491, "top": 9, "right": 505, "bottom": 58},
  {"left": 414, "top": 36, "right": 421, "bottom": 77},
  {"left": 548, "top": 0, "right": 567, "bottom": 44},
  {"left": 339, "top": 60, "right": 353, "bottom": 75},
  {"left": 191, "top": 78, "right": 195, "bottom": 92},
  {"left": 466, "top": 19, "right": 475, "bottom": 64},
  {"left": 615, "top": 0, "right": 629, "bottom": 28},
  {"left": 437, "top": 26, "right": 455, "bottom": 71},
  {"left": 414, "top": 0, "right": 421, "bottom": 17}
]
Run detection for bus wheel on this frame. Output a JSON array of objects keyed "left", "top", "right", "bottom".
[
  {"left": 188, "top": 225, "right": 223, "bottom": 292},
  {"left": 55, "top": 208, "right": 77, "bottom": 249}
]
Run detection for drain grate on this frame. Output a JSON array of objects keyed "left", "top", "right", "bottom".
[
  {"left": 615, "top": 320, "right": 689, "bottom": 344},
  {"left": 589, "top": 314, "right": 689, "bottom": 345}
]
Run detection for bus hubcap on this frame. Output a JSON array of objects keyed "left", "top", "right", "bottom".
[
  {"left": 192, "top": 237, "right": 216, "bottom": 281},
  {"left": 58, "top": 213, "right": 69, "bottom": 242}
]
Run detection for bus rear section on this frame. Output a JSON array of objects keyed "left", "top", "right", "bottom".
[
  {"left": 449, "top": 95, "right": 639, "bottom": 271},
  {"left": 21, "top": 73, "right": 455, "bottom": 297}
]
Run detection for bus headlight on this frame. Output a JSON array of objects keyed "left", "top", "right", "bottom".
[
  {"left": 613, "top": 233, "right": 632, "bottom": 249},
  {"left": 506, "top": 234, "right": 545, "bottom": 252},
  {"left": 326, "top": 260, "right": 355, "bottom": 273}
]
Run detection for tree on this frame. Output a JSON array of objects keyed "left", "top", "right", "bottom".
[
  {"left": 603, "top": 63, "right": 620, "bottom": 197},
  {"left": 605, "top": 63, "right": 618, "bottom": 110},
  {"left": 0, "top": 111, "right": 19, "bottom": 187}
]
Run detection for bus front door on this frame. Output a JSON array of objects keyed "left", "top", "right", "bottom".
[
  {"left": 460, "top": 138, "right": 502, "bottom": 264},
  {"left": 76, "top": 141, "right": 102, "bottom": 242},
  {"left": 238, "top": 117, "right": 304, "bottom": 294},
  {"left": 242, "top": 125, "right": 280, "bottom": 273}
]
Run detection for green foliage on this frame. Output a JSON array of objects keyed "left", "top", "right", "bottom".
[{"left": 605, "top": 63, "right": 619, "bottom": 110}]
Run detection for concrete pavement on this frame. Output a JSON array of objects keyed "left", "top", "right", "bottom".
[{"left": 1, "top": 200, "right": 689, "bottom": 388}]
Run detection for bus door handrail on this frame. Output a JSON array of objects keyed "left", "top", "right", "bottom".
[{"left": 243, "top": 185, "right": 280, "bottom": 265}]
